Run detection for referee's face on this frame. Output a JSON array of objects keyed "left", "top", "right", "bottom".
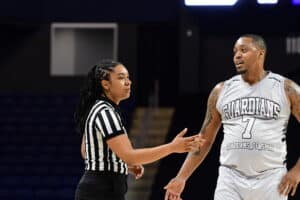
[{"left": 102, "top": 64, "right": 132, "bottom": 104}]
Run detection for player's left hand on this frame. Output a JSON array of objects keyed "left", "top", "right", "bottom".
[
  {"left": 128, "top": 165, "right": 144, "bottom": 179},
  {"left": 278, "top": 166, "right": 300, "bottom": 196}
]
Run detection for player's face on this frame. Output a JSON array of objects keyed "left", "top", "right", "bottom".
[
  {"left": 102, "top": 64, "right": 131, "bottom": 104},
  {"left": 233, "top": 37, "right": 262, "bottom": 75}
]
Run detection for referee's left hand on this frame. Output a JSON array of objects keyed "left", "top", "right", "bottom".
[{"left": 128, "top": 165, "right": 144, "bottom": 179}]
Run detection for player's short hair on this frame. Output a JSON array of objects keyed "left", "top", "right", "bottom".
[{"left": 240, "top": 34, "right": 267, "bottom": 52}]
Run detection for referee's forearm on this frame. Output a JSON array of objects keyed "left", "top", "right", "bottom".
[{"left": 124, "top": 143, "right": 173, "bottom": 165}]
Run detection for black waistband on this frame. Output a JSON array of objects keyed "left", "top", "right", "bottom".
[{"left": 84, "top": 170, "right": 127, "bottom": 178}]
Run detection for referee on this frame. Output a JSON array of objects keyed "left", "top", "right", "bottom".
[{"left": 74, "top": 60, "right": 205, "bottom": 200}]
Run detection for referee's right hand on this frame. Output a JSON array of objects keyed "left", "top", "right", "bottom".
[{"left": 171, "top": 128, "right": 206, "bottom": 153}]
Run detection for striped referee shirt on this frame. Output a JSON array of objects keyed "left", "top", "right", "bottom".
[{"left": 84, "top": 97, "right": 128, "bottom": 174}]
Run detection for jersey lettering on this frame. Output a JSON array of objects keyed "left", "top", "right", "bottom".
[{"left": 222, "top": 97, "right": 281, "bottom": 120}]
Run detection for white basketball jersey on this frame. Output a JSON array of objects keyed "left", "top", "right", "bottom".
[{"left": 216, "top": 72, "right": 291, "bottom": 176}]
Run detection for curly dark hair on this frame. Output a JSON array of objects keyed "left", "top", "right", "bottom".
[{"left": 74, "top": 59, "right": 122, "bottom": 135}]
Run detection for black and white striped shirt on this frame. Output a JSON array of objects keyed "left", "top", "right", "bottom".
[{"left": 84, "top": 97, "right": 128, "bottom": 174}]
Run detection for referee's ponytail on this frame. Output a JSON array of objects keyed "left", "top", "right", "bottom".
[{"left": 74, "top": 59, "right": 122, "bottom": 135}]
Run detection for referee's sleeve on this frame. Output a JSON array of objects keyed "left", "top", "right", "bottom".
[{"left": 95, "top": 108, "right": 125, "bottom": 140}]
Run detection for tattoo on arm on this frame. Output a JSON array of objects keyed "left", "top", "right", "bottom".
[
  {"left": 200, "top": 87, "right": 220, "bottom": 133},
  {"left": 191, "top": 84, "right": 222, "bottom": 156},
  {"left": 192, "top": 150, "right": 201, "bottom": 156},
  {"left": 285, "top": 79, "right": 300, "bottom": 121}
]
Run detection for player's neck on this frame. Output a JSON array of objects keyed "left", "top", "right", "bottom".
[{"left": 242, "top": 69, "right": 268, "bottom": 85}]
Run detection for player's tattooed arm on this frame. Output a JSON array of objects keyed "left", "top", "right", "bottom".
[
  {"left": 285, "top": 79, "right": 300, "bottom": 122},
  {"left": 192, "top": 82, "right": 223, "bottom": 156},
  {"left": 200, "top": 83, "right": 222, "bottom": 132}
]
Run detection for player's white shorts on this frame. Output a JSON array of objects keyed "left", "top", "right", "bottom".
[{"left": 214, "top": 166, "right": 287, "bottom": 200}]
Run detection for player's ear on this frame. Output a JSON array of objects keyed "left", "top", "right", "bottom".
[{"left": 259, "top": 49, "right": 265, "bottom": 58}]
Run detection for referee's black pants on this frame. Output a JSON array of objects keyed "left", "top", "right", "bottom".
[{"left": 75, "top": 171, "right": 128, "bottom": 200}]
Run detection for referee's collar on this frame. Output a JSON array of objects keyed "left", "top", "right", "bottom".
[
  {"left": 98, "top": 96, "right": 120, "bottom": 110},
  {"left": 98, "top": 96, "right": 124, "bottom": 122}
]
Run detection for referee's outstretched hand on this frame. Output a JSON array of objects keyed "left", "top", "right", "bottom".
[{"left": 171, "top": 128, "right": 205, "bottom": 153}]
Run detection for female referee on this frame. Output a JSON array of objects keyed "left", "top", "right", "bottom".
[{"left": 74, "top": 60, "right": 205, "bottom": 200}]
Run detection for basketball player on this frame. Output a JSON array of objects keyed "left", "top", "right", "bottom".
[{"left": 164, "top": 34, "right": 300, "bottom": 200}]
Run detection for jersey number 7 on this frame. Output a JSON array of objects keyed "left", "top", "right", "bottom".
[{"left": 242, "top": 116, "right": 256, "bottom": 139}]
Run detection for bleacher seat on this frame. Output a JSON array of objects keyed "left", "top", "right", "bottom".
[{"left": 0, "top": 93, "right": 83, "bottom": 200}]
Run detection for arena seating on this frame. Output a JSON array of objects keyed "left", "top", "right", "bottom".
[{"left": 0, "top": 93, "right": 83, "bottom": 200}]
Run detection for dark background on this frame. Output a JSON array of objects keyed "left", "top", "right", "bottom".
[
  {"left": 0, "top": 0, "right": 299, "bottom": 199},
  {"left": 0, "top": 0, "right": 299, "bottom": 103}
]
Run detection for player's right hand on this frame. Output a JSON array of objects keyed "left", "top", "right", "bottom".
[{"left": 164, "top": 177, "right": 186, "bottom": 200}]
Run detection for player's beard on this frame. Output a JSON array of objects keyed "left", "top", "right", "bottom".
[{"left": 236, "top": 68, "right": 247, "bottom": 75}]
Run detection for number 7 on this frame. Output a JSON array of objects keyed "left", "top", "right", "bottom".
[{"left": 242, "top": 116, "right": 256, "bottom": 139}]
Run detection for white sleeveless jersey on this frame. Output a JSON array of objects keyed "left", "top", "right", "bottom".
[{"left": 216, "top": 72, "right": 291, "bottom": 176}]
